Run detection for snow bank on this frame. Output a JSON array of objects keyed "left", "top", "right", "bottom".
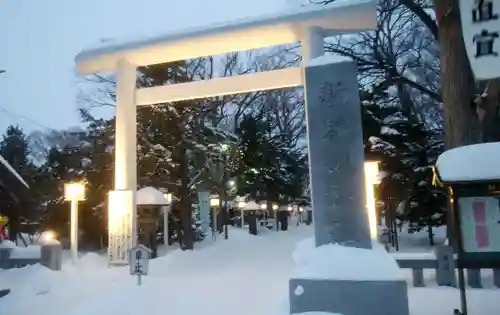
[
  {"left": 0, "top": 240, "right": 16, "bottom": 248},
  {"left": 390, "top": 252, "right": 436, "bottom": 260},
  {"left": 436, "top": 142, "right": 500, "bottom": 182},
  {"left": 293, "top": 240, "right": 404, "bottom": 281}
]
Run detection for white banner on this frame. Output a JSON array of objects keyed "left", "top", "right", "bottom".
[{"left": 460, "top": 0, "right": 500, "bottom": 80}]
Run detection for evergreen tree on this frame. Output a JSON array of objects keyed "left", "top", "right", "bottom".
[
  {"left": 234, "top": 113, "right": 307, "bottom": 205},
  {"left": 360, "top": 89, "right": 446, "bottom": 235},
  {"left": 0, "top": 125, "right": 35, "bottom": 239},
  {"left": 136, "top": 61, "right": 237, "bottom": 249}
]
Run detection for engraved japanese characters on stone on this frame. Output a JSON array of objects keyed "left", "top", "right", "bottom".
[
  {"left": 321, "top": 118, "right": 347, "bottom": 140},
  {"left": 318, "top": 81, "right": 349, "bottom": 140}
]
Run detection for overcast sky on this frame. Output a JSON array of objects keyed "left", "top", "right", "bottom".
[{"left": 0, "top": 0, "right": 288, "bottom": 135}]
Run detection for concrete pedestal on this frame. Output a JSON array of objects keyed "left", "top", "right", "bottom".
[
  {"left": 40, "top": 241, "right": 63, "bottom": 271},
  {"left": 289, "top": 278, "right": 409, "bottom": 315},
  {"left": 0, "top": 247, "right": 12, "bottom": 269}
]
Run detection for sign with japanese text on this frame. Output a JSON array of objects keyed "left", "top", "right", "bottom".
[
  {"left": 460, "top": 0, "right": 500, "bottom": 79},
  {"left": 129, "top": 244, "right": 151, "bottom": 276},
  {"left": 458, "top": 196, "right": 500, "bottom": 252}
]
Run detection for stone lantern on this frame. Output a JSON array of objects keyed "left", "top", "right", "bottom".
[{"left": 136, "top": 187, "right": 171, "bottom": 258}]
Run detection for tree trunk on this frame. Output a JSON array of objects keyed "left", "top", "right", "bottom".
[
  {"left": 434, "top": 0, "right": 482, "bottom": 148},
  {"left": 179, "top": 147, "right": 194, "bottom": 250}
]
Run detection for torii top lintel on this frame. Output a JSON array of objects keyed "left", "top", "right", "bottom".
[{"left": 75, "top": 0, "right": 376, "bottom": 74}]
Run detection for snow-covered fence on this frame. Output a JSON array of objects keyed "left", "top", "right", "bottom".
[{"left": 394, "top": 246, "right": 500, "bottom": 288}]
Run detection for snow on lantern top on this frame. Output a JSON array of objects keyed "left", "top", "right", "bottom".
[
  {"left": 435, "top": 142, "right": 500, "bottom": 183},
  {"left": 137, "top": 187, "right": 171, "bottom": 205}
]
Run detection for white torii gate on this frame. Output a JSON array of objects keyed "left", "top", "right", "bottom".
[{"left": 75, "top": 1, "right": 376, "bottom": 265}]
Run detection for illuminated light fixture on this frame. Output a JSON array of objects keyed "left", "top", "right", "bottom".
[
  {"left": 164, "top": 193, "right": 172, "bottom": 204},
  {"left": 238, "top": 201, "right": 246, "bottom": 208},
  {"left": 260, "top": 203, "right": 267, "bottom": 210},
  {"left": 364, "top": 161, "right": 381, "bottom": 240},
  {"left": 64, "top": 182, "right": 85, "bottom": 264},
  {"left": 64, "top": 182, "right": 85, "bottom": 201},
  {"left": 210, "top": 196, "right": 220, "bottom": 207},
  {"left": 40, "top": 230, "right": 57, "bottom": 243}
]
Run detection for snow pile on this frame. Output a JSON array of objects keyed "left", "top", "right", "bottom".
[
  {"left": 0, "top": 241, "right": 41, "bottom": 259},
  {"left": 2, "top": 225, "right": 500, "bottom": 315},
  {"left": 9, "top": 245, "right": 41, "bottom": 259},
  {"left": 0, "top": 240, "right": 16, "bottom": 248},
  {"left": 293, "top": 240, "right": 404, "bottom": 281},
  {"left": 436, "top": 142, "right": 500, "bottom": 182}
]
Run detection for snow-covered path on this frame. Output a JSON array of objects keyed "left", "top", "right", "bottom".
[
  {"left": 1, "top": 227, "right": 308, "bottom": 315},
  {"left": 1, "top": 226, "right": 500, "bottom": 315}
]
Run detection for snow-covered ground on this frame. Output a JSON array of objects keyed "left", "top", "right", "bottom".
[{"left": 1, "top": 225, "right": 499, "bottom": 315}]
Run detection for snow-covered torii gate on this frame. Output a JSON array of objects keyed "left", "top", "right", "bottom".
[{"left": 74, "top": 1, "right": 376, "bottom": 265}]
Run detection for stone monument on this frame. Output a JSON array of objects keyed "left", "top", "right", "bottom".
[{"left": 288, "top": 57, "right": 410, "bottom": 315}]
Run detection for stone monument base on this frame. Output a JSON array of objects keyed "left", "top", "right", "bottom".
[
  {"left": 288, "top": 242, "right": 410, "bottom": 315},
  {"left": 289, "top": 278, "right": 409, "bottom": 315}
]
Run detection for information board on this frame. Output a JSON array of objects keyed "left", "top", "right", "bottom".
[{"left": 458, "top": 196, "right": 500, "bottom": 253}]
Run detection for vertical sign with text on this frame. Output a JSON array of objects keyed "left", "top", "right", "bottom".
[
  {"left": 460, "top": 0, "right": 500, "bottom": 79},
  {"left": 197, "top": 191, "right": 210, "bottom": 235}
]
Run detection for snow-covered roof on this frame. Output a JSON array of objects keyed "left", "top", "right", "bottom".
[
  {"left": 243, "top": 201, "right": 261, "bottom": 211},
  {"left": 435, "top": 142, "right": 500, "bottom": 183},
  {"left": 75, "top": 0, "right": 376, "bottom": 74},
  {"left": 137, "top": 187, "right": 170, "bottom": 205},
  {"left": 0, "top": 155, "right": 29, "bottom": 189}
]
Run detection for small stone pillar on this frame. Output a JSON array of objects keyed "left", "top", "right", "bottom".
[
  {"left": 40, "top": 240, "right": 63, "bottom": 271},
  {"left": 279, "top": 211, "right": 289, "bottom": 231},
  {"left": 435, "top": 245, "right": 456, "bottom": 287},
  {"left": 0, "top": 246, "right": 12, "bottom": 269},
  {"left": 248, "top": 211, "right": 258, "bottom": 235}
]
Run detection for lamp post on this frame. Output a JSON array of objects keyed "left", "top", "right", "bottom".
[
  {"left": 238, "top": 201, "right": 246, "bottom": 228},
  {"left": 260, "top": 202, "right": 267, "bottom": 225},
  {"left": 298, "top": 207, "right": 304, "bottom": 224},
  {"left": 223, "top": 179, "right": 236, "bottom": 239},
  {"left": 64, "top": 182, "right": 85, "bottom": 264},
  {"left": 364, "top": 161, "right": 381, "bottom": 240},
  {"left": 210, "top": 195, "right": 220, "bottom": 240},
  {"left": 163, "top": 193, "right": 172, "bottom": 245},
  {"left": 272, "top": 204, "right": 279, "bottom": 231}
]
